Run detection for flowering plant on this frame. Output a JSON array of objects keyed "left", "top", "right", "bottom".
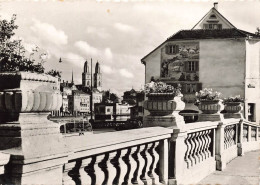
[
  {"left": 223, "top": 95, "right": 244, "bottom": 104},
  {"left": 195, "top": 88, "right": 221, "bottom": 101},
  {"left": 144, "top": 81, "right": 181, "bottom": 95}
]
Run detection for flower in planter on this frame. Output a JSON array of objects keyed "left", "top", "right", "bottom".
[
  {"left": 195, "top": 88, "right": 222, "bottom": 103},
  {"left": 144, "top": 81, "right": 181, "bottom": 96},
  {"left": 223, "top": 95, "right": 244, "bottom": 104}
]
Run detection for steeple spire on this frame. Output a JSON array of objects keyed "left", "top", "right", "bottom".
[{"left": 71, "top": 70, "right": 74, "bottom": 83}]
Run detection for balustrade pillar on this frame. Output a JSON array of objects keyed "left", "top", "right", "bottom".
[
  {"left": 215, "top": 122, "right": 226, "bottom": 171},
  {"left": 0, "top": 72, "right": 69, "bottom": 184},
  {"left": 237, "top": 119, "right": 244, "bottom": 156},
  {"left": 168, "top": 131, "right": 187, "bottom": 185},
  {"left": 158, "top": 139, "right": 168, "bottom": 185}
]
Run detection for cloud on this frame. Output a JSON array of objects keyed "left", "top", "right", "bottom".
[
  {"left": 86, "top": 26, "right": 110, "bottom": 39},
  {"left": 101, "top": 65, "right": 113, "bottom": 74},
  {"left": 74, "top": 40, "right": 99, "bottom": 57},
  {"left": 114, "top": 22, "right": 137, "bottom": 33},
  {"left": 64, "top": 52, "right": 85, "bottom": 68},
  {"left": 119, "top": 68, "right": 134, "bottom": 78},
  {"left": 30, "top": 19, "right": 68, "bottom": 45},
  {"left": 104, "top": 48, "right": 113, "bottom": 61}
]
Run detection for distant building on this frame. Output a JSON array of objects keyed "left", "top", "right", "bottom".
[
  {"left": 68, "top": 90, "right": 90, "bottom": 116},
  {"left": 95, "top": 102, "right": 131, "bottom": 121},
  {"left": 122, "top": 89, "right": 145, "bottom": 118},
  {"left": 141, "top": 3, "right": 260, "bottom": 123}
]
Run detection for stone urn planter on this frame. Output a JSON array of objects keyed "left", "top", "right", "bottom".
[
  {"left": 143, "top": 93, "right": 185, "bottom": 128},
  {"left": 197, "top": 100, "right": 224, "bottom": 121},
  {"left": 144, "top": 93, "right": 185, "bottom": 116},
  {"left": 223, "top": 102, "right": 244, "bottom": 119},
  {"left": 0, "top": 71, "right": 62, "bottom": 117},
  {"left": 198, "top": 100, "right": 224, "bottom": 114},
  {"left": 224, "top": 102, "right": 243, "bottom": 113}
]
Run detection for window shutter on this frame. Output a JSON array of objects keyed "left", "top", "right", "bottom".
[
  {"left": 183, "top": 61, "right": 188, "bottom": 72},
  {"left": 165, "top": 45, "right": 169, "bottom": 54},
  {"left": 195, "top": 61, "right": 199, "bottom": 71}
]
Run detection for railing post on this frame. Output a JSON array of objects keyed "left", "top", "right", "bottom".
[
  {"left": 237, "top": 119, "right": 244, "bottom": 156},
  {"left": 159, "top": 139, "right": 169, "bottom": 185},
  {"left": 215, "top": 122, "right": 226, "bottom": 171},
  {"left": 0, "top": 72, "right": 69, "bottom": 184},
  {"left": 168, "top": 130, "right": 187, "bottom": 185},
  {"left": 248, "top": 125, "right": 252, "bottom": 142}
]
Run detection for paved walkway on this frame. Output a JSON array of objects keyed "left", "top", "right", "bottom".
[{"left": 199, "top": 150, "right": 260, "bottom": 185}]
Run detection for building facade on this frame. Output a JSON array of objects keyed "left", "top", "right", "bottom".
[
  {"left": 141, "top": 3, "right": 260, "bottom": 123},
  {"left": 68, "top": 90, "right": 90, "bottom": 116}
]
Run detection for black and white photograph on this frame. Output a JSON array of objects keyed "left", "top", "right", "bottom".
[{"left": 0, "top": 0, "right": 259, "bottom": 184}]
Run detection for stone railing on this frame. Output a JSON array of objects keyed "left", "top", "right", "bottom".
[
  {"left": 63, "top": 127, "right": 172, "bottom": 185},
  {"left": 0, "top": 74, "right": 259, "bottom": 185}
]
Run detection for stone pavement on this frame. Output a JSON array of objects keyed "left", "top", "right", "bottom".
[{"left": 199, "top": 150, "right": 260, "bottom": 185}]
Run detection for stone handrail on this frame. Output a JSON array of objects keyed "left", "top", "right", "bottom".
[{"left": 63, "top": 127, "right": 172, "bottom": 185}]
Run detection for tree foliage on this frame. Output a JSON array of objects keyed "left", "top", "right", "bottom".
[
  {"left": 0, "top": 15, "right": 61, "bottom": 77},
  {"left": 103, "top": 90, "right": 119, "bottom": 103}
]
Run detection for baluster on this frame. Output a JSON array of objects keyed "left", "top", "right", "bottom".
[
  {"left": 117, "top": 149, "right": 129, "bottom": 185},
  {"left": 189, "top": 133, "right": 196, "bottom": 166},
  {"left": 184, "top": 134, "right": 191, "bottom": 168},
  {"left": 63, "top": 162, "right": 76, "bottom": 185},
  {"left": 224, "top": 127, "right": 227, "bottom": 149},
  {"left": 205, "top": 130, "right": 212, "bottom": 158},
  {"left": 198, "top": 131, "right": 203, "bottom": 161},
  {"left": 193, "top": 132, "right": 200, "bottom": 164},
  {"left": 148, "top": 141, "right": 160, "bottom": 185},
  {"left": 122, "top": 148, "right": 133, "bottom": 185},
  {"left": 82, "top": 158, "right": 95, "bottom": 185},
  {"left": 101, "top": 152, "right": 116, "bottom": 185},
  {"left": 68, "top": 160, "right": 82, "bottom": 185},
  {"left": 144, "top": 143, "right": 154, "bottom": 185},
  {"left": 199, "top": 131, "right": 206, "bottom": 161},
  {"left": 131, "top": 145, "right": 143, "bottom": 185},
  {"left": 95, "top": 154, "right": 106, "bottom": 185},
  {"left": 139, "top": 145, "right": 147, "bottom": 184}
]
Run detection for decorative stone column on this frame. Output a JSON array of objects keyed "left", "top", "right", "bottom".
[
  {"left": 215, "top": 122, "right": 226, "bottom": 171},
  {"left": 143, "top": 93, "right": 187, "bottom": 185},
  {"left": 0, "top": 72, "right": 69, "bottom": 184}
]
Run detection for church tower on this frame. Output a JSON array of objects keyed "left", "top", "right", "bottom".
[
  {"left": 94, "top": 62, "right": 102, "bottom": 91},
  {"left": 82, "top": 60, "right": 91, "bottom": 87}
]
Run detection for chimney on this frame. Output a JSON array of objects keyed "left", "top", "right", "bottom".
[{"left": 214, "top": 2, "right": 218, "bottom": 10}]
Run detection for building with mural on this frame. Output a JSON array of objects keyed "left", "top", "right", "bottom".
[
  {"left": 141, "top": 3, "right": 260, "bottom": 123},
  {"left": 68, "top": 90, "right": 90, "bottom": 116}
]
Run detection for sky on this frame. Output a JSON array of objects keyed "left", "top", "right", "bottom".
[{"left": 0, "top": 0, "right": 260, "bottom": 96}]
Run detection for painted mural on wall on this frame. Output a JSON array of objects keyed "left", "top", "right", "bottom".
[{"left": 161, "top": 42, "right": 200, "bottom": 82}]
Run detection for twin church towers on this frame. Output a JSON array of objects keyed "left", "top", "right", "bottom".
[{"left": 82, "top": 60, "right": 102, "bottom": 92}]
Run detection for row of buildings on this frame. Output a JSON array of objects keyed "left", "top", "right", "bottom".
[{"left": 51, "top": 61, "right": 145, "bottom": 121}]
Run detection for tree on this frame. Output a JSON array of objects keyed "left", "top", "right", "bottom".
[
  {"left": 0, "top": 15, "right": 61, "bottom": 77},
  {"left": 255, "top": 27, "right": 260, "bottom": 35},
  {"left": 103, "top": 90, "right": 119, "bottom": 103}
]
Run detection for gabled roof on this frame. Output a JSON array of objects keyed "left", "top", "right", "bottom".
[
  {"left": 167, "top": 28, "right": 260, "bottom": 41},
  {"left": 192, "top": 7, "right": 236, "bottom": 30}
]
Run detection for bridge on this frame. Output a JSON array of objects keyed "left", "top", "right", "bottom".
[{"left": 0, "top": 72, "right": 259, "bottom": 184}]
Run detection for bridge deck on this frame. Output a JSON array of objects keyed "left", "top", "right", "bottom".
[{"left": 199, "top": 150, "right": 260, "bottom": 185}]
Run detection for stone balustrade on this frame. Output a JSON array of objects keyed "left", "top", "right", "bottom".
[
  {"left": 0, "top": 77, "right": 259, "bottom": 185},
  {"left": 62, "top": 127, "right": 172, "bottom": 185}
]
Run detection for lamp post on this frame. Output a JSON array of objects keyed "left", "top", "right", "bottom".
[{"left": 90, "top": 58, "right": 93, "bottom": 123}]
